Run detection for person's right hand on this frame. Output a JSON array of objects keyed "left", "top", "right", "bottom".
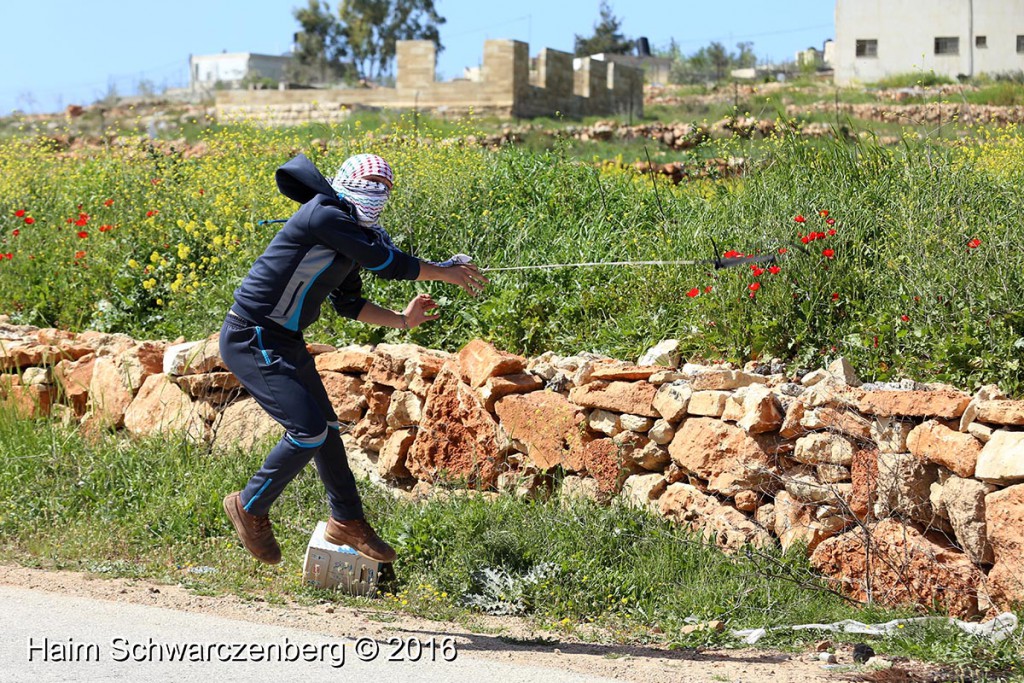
[{"left": 444, "top": 263, "right": 489, "bottom": 297}]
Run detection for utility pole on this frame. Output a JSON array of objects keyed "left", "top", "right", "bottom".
[{"left": 967, "top": 0, "right": 975, "bottom": 78}]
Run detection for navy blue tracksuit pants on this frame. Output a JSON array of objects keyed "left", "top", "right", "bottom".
[{"left": 218, "top": 310, "right": 364, "bottom": 521}]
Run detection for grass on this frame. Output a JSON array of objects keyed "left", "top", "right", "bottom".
[
  {"left": 0, "top": 413, "right": 1019, "bottom": 674},
  {"left": 2, "top": 118, "right": 1024, "bottom": 392},
  {"left": 874, "top": 72, "right": 957, "bottom": 89},
  {"left": 967, "top": 83, "right": 1024, "bottom": 107}
]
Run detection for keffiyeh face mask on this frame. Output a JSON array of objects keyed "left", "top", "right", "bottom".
[{"left": 331, "top": 153, "right": 394, "bottom": 229}]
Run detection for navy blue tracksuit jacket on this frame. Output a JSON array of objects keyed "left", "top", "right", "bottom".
[{"left": 219, "top": 154, "right": 422, "bottom": 520}]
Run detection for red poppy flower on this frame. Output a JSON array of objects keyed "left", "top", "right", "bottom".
[
  {"left": 14, "top": 209, "right": 25, "bottom": 217},
  {"left": 74, "top": 250, "right": 85, "bottom": 259},
  {"left": 826, "top": 218, "right": 836, "bottom": 226},
  {"left": 831, "top": 292, "right": 839, "bottom": 301},
  {"left": 686, "top": 288, "right": 699, "bottom": 298},
  {"left": 827, "top": 229, "right": 836, "bottom": 236},
  {"left": 748, "top": 282, "right": 761, "bottom": 292},
  {"left": 816, "top": 231, "right": 827, "bottom": 240},
  {"left": 74, "top": 217, "right": 87, "bottom": 227},
  {"left": 800, "top": 235, "right": 810, "bottom": 244},
  {"left": 198, "top": 188, "right": 205, "bottom": 196},
  {"left": 12, "top": 229, "right": 19, "bottom": 237},
  {"left": 873, "top": 335, "right": 879, "bottom": 348},
  {"left": 99, "top": 224, "right": 113, "bottom": 233},
  {"left": 4, "top": 252, "right": 11, "bottom": 259},
  {"left": 146, "top": 210, "right": 158, "bottom": 218},
  {"left": 66, "top": 218, "right": 73, "bottom": 224},
  {"left": 704, "top": 285, "right": 713, "bottom": 293},
  {"left": 822, "top": 248, "right": 835, "bottom": 259},
  {"left": 768, "top": 265, "right": 780, "bottom": 275},
  {"left": 0, "top": 253, "right": 5, "bottom": 261},
  {"left": 723, "top": 249, "right": 741, "bottom": 258},
  {"left": 77, "top": 231, "right": 88, "bottom": 239},
  {"left": 914, "top": 296, "right": 921, "bottom": 302},
  {"left": 901, "top": 314, "right": 910, "bottom": 322},
  {"left": 778, "top": 247, "right": 787, "bottom": 255},
  {"left": 968, "top": 238, "right": 981, "bottom": 249},
  {"left": 751, "top": 266, "right": 765, "bottom": 277},
  {"left": 819, "top": 210, "right": 829, "bottom": 217},
  {"left": 794, "top": 215, "right": 806, "bottom": 223},
  {"left": 104, "top": 198, "right": 114, "bottom": 207},
  {"left": 24, "top": 217, "right": 34, "bottom": 225}
]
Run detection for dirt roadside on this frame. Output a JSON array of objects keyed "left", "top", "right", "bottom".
[{"left": 0, "top": 563, "right": 939, "bottom": 683}]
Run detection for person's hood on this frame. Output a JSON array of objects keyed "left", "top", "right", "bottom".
[{"left": 275, "top": 154, "right": 338, "bottom": 204}]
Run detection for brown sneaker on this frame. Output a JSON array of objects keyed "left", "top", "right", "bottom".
[
  {"left": 223, "top": 491, "right": 281, "bottom": 564},
  {"left": 324, "top": 517, "right": 396, "bottom": 563}
]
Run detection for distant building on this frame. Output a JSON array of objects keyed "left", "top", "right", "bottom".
[
  {"left": 834, "top": 0, "right": 1024, "bottom": 85},
  {"left": 796, "top": 46, "right": 825, "bottom": 69},
  {"left": 822, "top": 39, "right": 836, "bottom": 67},
  {"left": 189, "top": 52, "right": 292, "bottom": 90},
  {"left": 588, "top": 53, "right": 673, "bottom": 86}
]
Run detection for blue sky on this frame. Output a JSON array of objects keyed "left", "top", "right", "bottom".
[{"left": 0, "top": 0, "right": 834, "bottom": 115}]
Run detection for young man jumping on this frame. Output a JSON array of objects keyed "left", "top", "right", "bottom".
[{"left": 219, "top": 152, "right": 487, "bottom": 564}]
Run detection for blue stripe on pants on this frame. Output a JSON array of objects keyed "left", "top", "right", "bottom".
[{"left": 219, "top": 311, "right": 364, "bottom": 520}]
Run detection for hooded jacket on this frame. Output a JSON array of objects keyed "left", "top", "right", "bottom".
[{"left": 230, "top": 154, "right": 421, "bottom": 332}]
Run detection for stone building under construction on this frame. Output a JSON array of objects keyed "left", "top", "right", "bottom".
[{"left": 215, "top": 39, "right": 644, "bottom": 124}]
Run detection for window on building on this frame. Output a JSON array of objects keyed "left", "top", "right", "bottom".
[
  {"left": 975, "top": 35, "right": 987, "bottom": 48},
  {"left": 1018, "top": 35, "right": 1024, "bottom": 53},
  {"left": 935, "top": 37, "right": 959, "bottom": 55},
  {"left": 855, "top": 39, "right": 878, "bottom": 58}
]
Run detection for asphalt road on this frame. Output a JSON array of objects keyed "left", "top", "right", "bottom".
[{"left": 0, "top": 585, "right": 618, "bottom": 682}]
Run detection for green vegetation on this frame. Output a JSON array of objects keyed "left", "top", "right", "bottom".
[
  {"left": 574, "top": 0, "right": 634, "bottom": 57},
  {"left": 287, "top": 0, "right": 446, "bottom": 85},
  {"left": 873, "top": 71, "right": 956, "bottom": 89},
  {"left": 967, "top": 82, "right": 1024, "bottom": 107},
  {"left": 2, "top": 98, "right": 1024, "bottom": 673},
  {"left": 0, "top": 414, "right": 1019, "bottom": 673},
  {"left": 2, "top": 118, "right": 1024, "bottom": 392}
]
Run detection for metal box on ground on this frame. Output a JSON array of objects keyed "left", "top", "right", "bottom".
[{"left": 302, "top": 521, "right": 383, "bottom": 596}]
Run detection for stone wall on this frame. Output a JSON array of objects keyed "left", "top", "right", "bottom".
[
  {"left": 2, "top": 317, "right": 1023, "bottom": 619},
  {"left": 215, "top": 39, "right": 643, "bottom": 124}
]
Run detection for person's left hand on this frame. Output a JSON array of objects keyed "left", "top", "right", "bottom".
[{"left": 403, "top": 293, "right": 440, "bottom": 329}]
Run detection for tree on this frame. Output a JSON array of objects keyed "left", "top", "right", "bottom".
[
  {"left": 338, "top": 0, "right": 445, "bottom": 82},
  {"left": 287, "top": 0, "right": 348, "bottom": 85},
  {"left": 735, "top": 41, "right": 756, "bottom": 69},
  {"left": 664, "top": 40, "right": 761, "bottom": 85},
  {"left": 574, "top": 1, "right": 634, "bottom": 56},
  {"left": 706, "top": 42, "right": 730, "bottom": 81}
]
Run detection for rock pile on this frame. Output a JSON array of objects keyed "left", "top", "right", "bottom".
[
  {"left": 788, "top": 102, "right": 1024, "bottom": 126},
  {"left": 2, "top": 316, "right": 1022, "bottom": 618}
]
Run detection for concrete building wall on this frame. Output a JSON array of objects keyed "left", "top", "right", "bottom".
[
  {"left": 834, "top": 0, "right": 1024, "bottom": 85},
  {"left": 396, "top": 41, "right": 437, "bottom": 91},
  {"left": 192, "top": 54, "right": 250, "bottom": 87},
  {"left": 607, "top": 61, "right": 644, "bottom": 117},
  {"left": 823, "top": 39, "right": 836, "bottom": 67},
  {"left": 532, "top": 49, "right": 574, "bottom": 99},
  {"left": 191, "top": 53, "right": 291, "bottom": 89},
  {"left": 592, "top": 53, "right": 673, "bottom": 85},
  {"left": 215, "top": 39, "right": 643, "bottom": 123},
  {"left": 247, "top": 55, "right": 291, "bottom": 83}
]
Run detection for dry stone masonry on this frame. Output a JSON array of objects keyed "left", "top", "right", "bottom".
[
  {"left": 216, "top": 39, "right": 643, "bottom": 124},
  {"left": 2, "top": 315, "right": 1023, "bottom": 619}
]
